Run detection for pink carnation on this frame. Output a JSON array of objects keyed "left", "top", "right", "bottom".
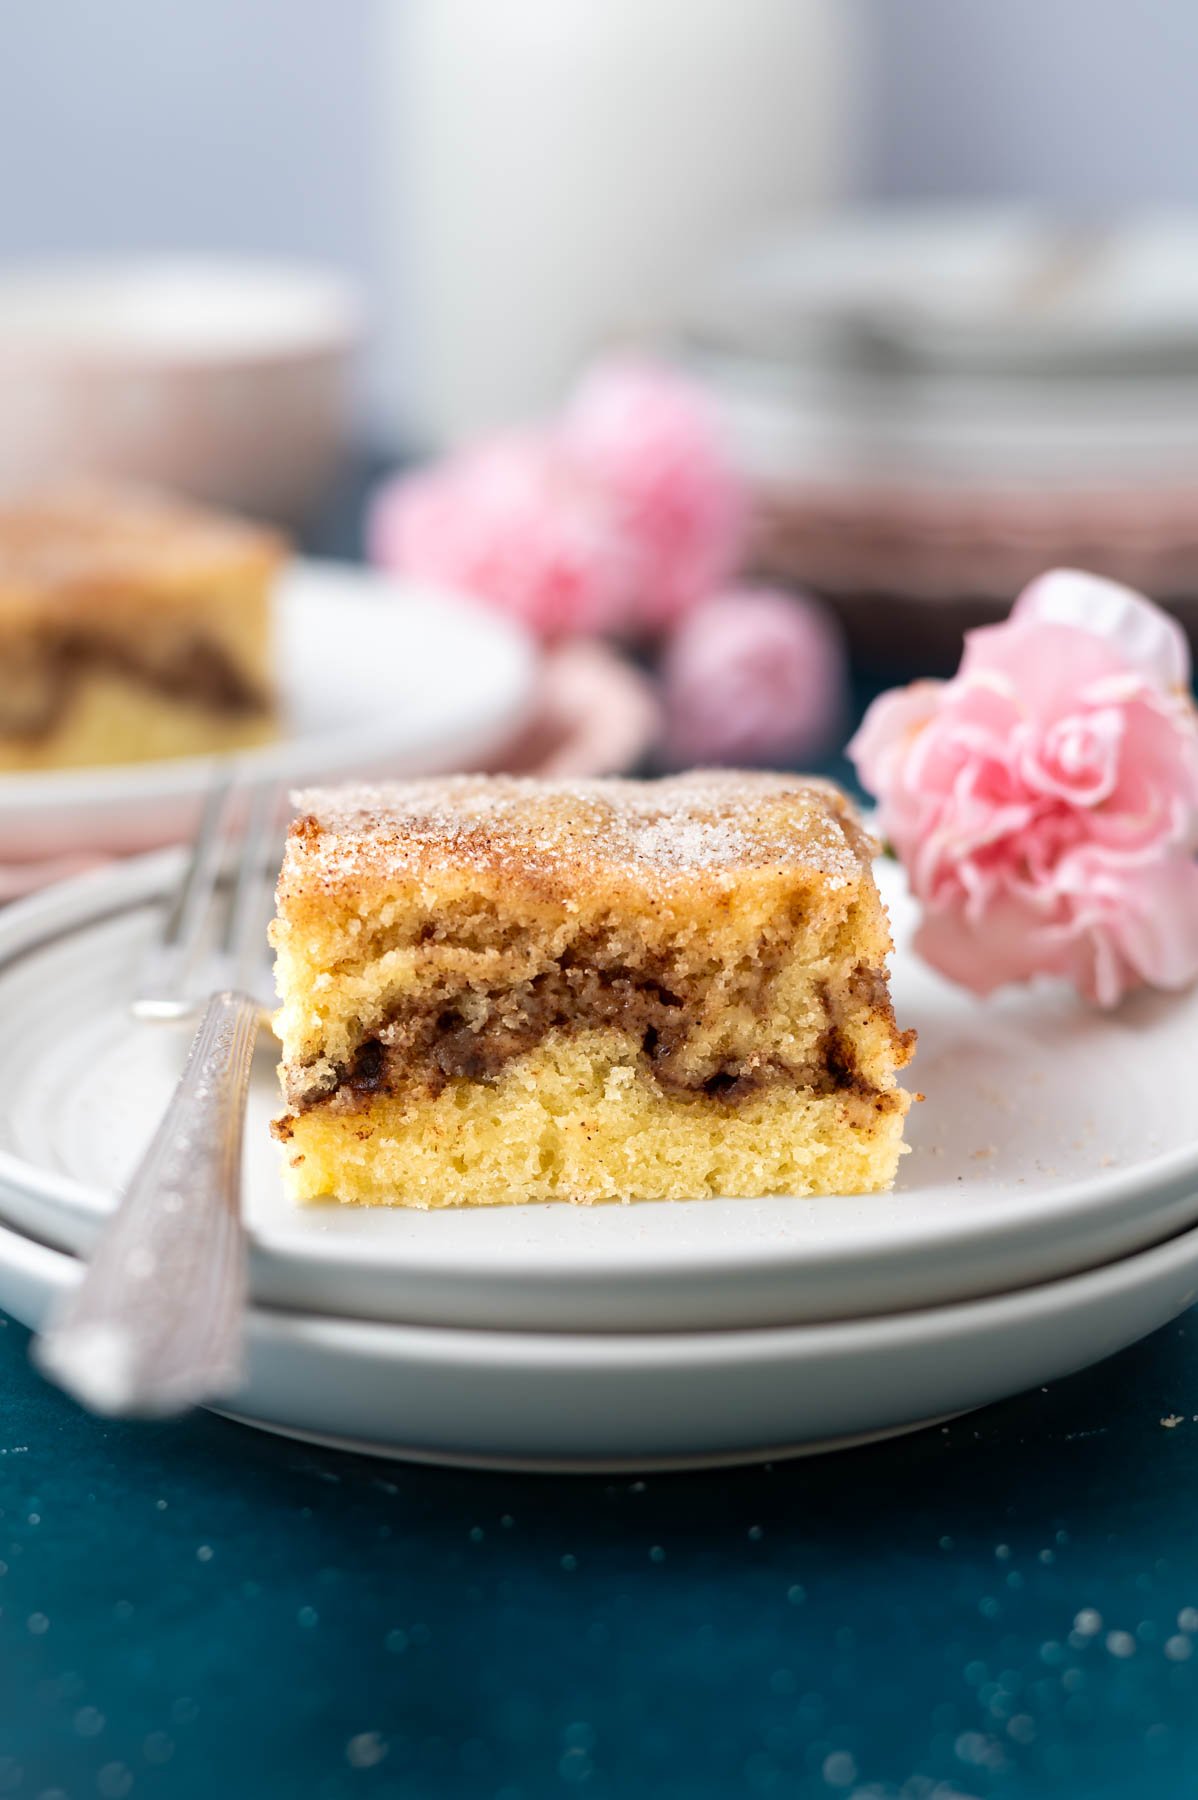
[
  {"left": 563, "top": 359, "right": 746, "bottom": 635},
  {"left": 849, "top": 569, "right": 1198, "bottom": 1005},
  {"left": 369, "top": 432, "right": 634, "bottom": 642},
  {"left": 662, "top": 587, "right": 847, "bottom": 768}
]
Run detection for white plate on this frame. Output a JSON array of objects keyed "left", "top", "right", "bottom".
[
  {"left": 0, "top": 1208, "right": 1196, "bottom": 1469},
  {"left": 0, "top": 559, "right": 536, "bottom": 861},
  {"left": 683, "top": 208, "right": 1198, "bottom": 484},
  {"left": 0, "top": 854, "right": 1196, "bottom": 1331}
]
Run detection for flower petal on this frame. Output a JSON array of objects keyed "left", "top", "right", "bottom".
[{"left": 1014, "top": 568, "right": 1191, "bottom": 692}]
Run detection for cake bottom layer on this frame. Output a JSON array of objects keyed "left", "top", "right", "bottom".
[
  {"left": 275, "top": 1029, "right": 910, "bottom": 1208},
  {"left": 0, "top": 670, "right": 276, "bottom": 771}
]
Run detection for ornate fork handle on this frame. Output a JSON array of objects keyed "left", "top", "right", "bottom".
[{"left": 35, "top": 990, "right": 261, "bottom": 1417}]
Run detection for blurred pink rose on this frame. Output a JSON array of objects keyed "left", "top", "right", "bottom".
[
  {"left": 850, "top": 569, "right": 1198, "bottom": 1005},
  {"left": 369, "top": 432, "right": 634, "bottom": 641},
  {"left": 563, "top": 359, "right": 746, "bottom": 635},
  {"left": 661, "top": 587, "right": 847, "bottom": 768}
]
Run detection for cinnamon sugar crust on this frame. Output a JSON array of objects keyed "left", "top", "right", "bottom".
[
  {"left": 280, "top": 771, "right": 874, "bottom": 894},
  {"left": 0, "top": 482, "right": 282, "bottom": 617}
]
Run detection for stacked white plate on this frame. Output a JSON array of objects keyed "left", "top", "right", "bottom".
[{"left": 0, "top": 849, "right": 1196, "bottom": 1472}]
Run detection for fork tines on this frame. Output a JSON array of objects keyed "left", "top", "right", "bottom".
[{"left": 133, "top": 770, "right": 281, "bottom": 1020}]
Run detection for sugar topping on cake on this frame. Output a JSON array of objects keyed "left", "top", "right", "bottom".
[
  {"left": 0, "top": 482, "right": 281, "bottom": 599},
  {"left": 284, "top": 772, "right": 873, "bottom": 892}
]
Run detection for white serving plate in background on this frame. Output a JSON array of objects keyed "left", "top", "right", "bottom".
[
  {"left": 0, "top": 1208, "right": 1196, "bottom": 1470},
  {"left": 0, "top": 855, "right": 1195, "bottom": 1333},
  {"left": 0, "top": 559, "right": 536, "bottom": 862}
]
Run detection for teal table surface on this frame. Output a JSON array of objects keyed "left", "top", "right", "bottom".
[{"left": 0, "top": 1308, "right": 1196, "bottom": 1799}]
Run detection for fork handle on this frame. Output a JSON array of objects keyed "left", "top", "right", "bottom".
[{"left": 34, "top": 990, "right": 260, "bottom": 1417}]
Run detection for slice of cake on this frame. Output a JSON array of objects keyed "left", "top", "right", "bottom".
[
  {"left": 270, "top": 774, "right": 915, "bottom": 1207},
  {"left": 0, "top": 482, "right": 282, "bottom": 771}
]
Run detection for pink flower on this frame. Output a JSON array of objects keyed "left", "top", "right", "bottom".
[
  {"left": 661, "top": 587, "right": 847, "bottom": 768},
  {"left": 563, "top": 359, "right": 746, "bottom": 635},
  {"left": 369, "top": 433, "right": 634, "bottom": 641},
  {"left": 849, "top": 569, "right": 1198, "bottom": 1005}
]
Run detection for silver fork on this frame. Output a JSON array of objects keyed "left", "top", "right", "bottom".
[{"left": 34, "top": 775, "right": 280, "bottom": 1418}]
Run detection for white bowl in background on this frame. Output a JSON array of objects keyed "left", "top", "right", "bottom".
[{"left": 0, "top": 257, "right": 361, "bottom": 527}]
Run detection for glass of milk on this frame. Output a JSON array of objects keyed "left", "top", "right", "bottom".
[{"left": 377, "top": 0, "right": 862, "bottom": 448}]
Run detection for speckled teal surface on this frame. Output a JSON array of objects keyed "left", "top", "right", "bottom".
[{"left": 0, "top": 1307, "right": 1196, "bottom": 1800}]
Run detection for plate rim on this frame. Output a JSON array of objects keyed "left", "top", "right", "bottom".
[
  {"left": 7, "top": 1193, "right": 1196, "bottom": 1469},
  {"left": 0, "top": 848, "right": 1197, "bottom": 1297},
  {"left": 5, "top": 1196, "right": 1198, "bottom": 1362}
]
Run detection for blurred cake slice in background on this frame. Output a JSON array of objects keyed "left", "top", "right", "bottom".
[{"left": 0, "top": 483, "right": 282, "bottom": 771}]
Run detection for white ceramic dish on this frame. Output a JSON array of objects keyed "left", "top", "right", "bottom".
[
  {"left": 0, "top": 559, "right": 536, "bottom": 863},
  {"left": 0, "top": 1208, "right": 1196, "bottom": 1469},
  {"left": 684, "top": 208, "right": 1198, "bottom": 483},
  {"left": 0, "top": 855, "right": 1195, "bottom": 1333},
  {"left": 0, "top": 257, "right": 360, "bottom": 526}
]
